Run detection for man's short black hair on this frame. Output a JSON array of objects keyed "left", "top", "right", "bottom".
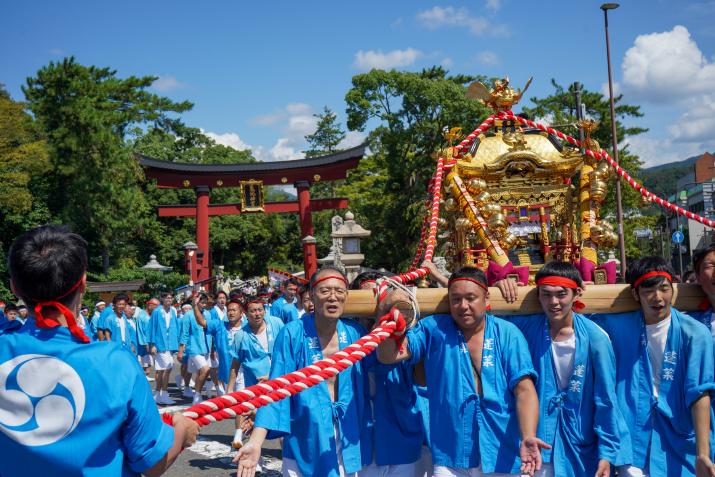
[
  {"left": 309, "top": 266, "right": 348, "bottom": 289},
  {"left": 447, "top": 266, "right": 488, "bottom": 290},
  {"left": 693, "top": 243, "right": 715, "bottom": 274},
  {"left": 298, "top": 284, "right": 310, "bottom": 298},
  {"left": 350, "top": 271, "right": 385, "bottom": 290},
  {"left": 285, "top": 277, "right": 302, "bottom": 288},
  {"left": 227, "top": 298, "right": 244, "bottom": 309},
  {"left": 160, "top": 291, "right": 173, "bottom": 300},
  {"left": 8, "top": 225, "right": 87, "bottom": 308},
  {"left": 535, "top": 261, "right": 584, "bottom": 288},
  {"left": 4, "top": 304, "right": 18, "bottom": 314},
  {"left": 113, "top": 293, "right": 129, "bottom": 304},
  {"left": 626, "top": 256, "right": 676, "bottom": 290},
  {"left": 215, "top": 290, "right": 228, "bottom": 299}
]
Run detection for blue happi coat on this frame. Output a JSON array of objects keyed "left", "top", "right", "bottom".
[
  {"left": 591, "top": 308, "right": 715, "bottom": 476},
  {"left": 504, "top": 312, "right": 630, "bottom": 476},
  {"left": 105, "top": 312, "right": 138, "bottom": 353},
  {"left": 149, "top": 306, "right": 179, "bottom": 353},
  {"left": 211, "top": 305, "right": 227, "bottom": 323},
  {"left": 205, "top": 317, "right": 244, "bottom": 383},
  {"left": 280, "top": 302, "right": 304, "bottom": 324},
  {"left": 181, "top": 309, "right": 213, "bottom": 357},
  {"left": 406, "top": 313, "right": 536, "bottom": 472},
  {"left": 134, "top": 309, "right": 151, "bottom": 356},
  {"left": 0, "top": 317, "right": 173, "bottom": 475},
  {"left": 254, "top": 313, "right": 373, "bottom": 477},
  {"left": 231, "top": 314, "right": 283, "bottom": 387},
  {"left": 367, "top": 361, "right": 428, "bottom": 466},
  {"left": 97, "top": 306, "right": 116, "bottom": 331}
]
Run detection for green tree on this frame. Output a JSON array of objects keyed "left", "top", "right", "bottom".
[
  {"left": 23, "top": 57, "right": 192, "bottom": 274},
  {"left": 304, "top": 106, "right": 346, "bottom": 158},
  {"left": 0, "top": 85, "right": 52, "bottom": 301},
  {"left": 344, "top": 67, "right": 491, "bottom": 269}
]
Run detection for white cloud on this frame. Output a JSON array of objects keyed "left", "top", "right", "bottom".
[
  {"left": 339, "top": 130, "right": 366, "bottom": 149},
  {"left": 152, "top": 75, "right": 185, "bottom": 92},
  {"left": 621, "top": 26, "right": 715, "bottom": 103},
  {"left": 623, "top": 134, "right": 713, "bottom": 168},
  {"left": 600, "top": 81, "right": 620, "bottom": 97},
  {"left": 476, "top": 50, "right": 499, "bottom": 66},
  {"left": 353, "top": 48, "right": 422, "bottom": 71},
  {"left": 286, "top": 103, "right": 312, "bottom": 115},
  {"left": 669, "top": 95, "right": 715, "bottom": 143},
  {"left": 250, "top": 112, "right": 285, "bottom": 126},
  {"left": 203, "top": 131, "right": 251, "bottom": 151},
  {"left": 485, "top": 0, "right": 501, "bottom": 12},
  {"left": 416, "top": 6, "right": 506, "bottom": 36},
  {"left": 49, "top": 48, "right": 64, "bottom": 56},
  {"left": 441, "top": 57, "right": 454, "bottom": 68},
  {"left": 267, "top": 138, "right": 302, "bottom": 162}
]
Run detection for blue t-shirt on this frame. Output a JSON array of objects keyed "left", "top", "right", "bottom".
[{"left": 0, "top": 317, "right": 174, "bottom": 475}]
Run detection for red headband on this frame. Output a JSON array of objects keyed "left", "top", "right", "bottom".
[
  {"left": 537, "top": 276, "right": 585, "bottom": 312},
  {"left": 312, "top": 275, "right": 349, "bottom": 289},
  {"left": 633, "top": 271, "right": 672, "bottom": 289},
  {"left": 447, "top": 277, "right": 488, "bottom": 292},
  {"left": 536, "top": 276, "right": 579, "bottom": 289},
  {"left": 32, "top": 276, "right": 89, "bottom": 344}
]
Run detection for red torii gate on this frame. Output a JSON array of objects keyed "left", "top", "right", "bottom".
[{"left": 139, "top": 144, "right": 366, "bottom": 283}]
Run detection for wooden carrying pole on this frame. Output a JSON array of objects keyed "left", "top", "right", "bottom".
[{"left": 343, "top": 284, "right": 706, "bottom": 317}]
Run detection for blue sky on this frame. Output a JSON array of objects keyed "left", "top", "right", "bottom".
[{"left": 2, "top": 0, "right": 714, "bottom": 167}]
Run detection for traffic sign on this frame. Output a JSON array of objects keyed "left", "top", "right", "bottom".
[{"left": 672, "top": 231, "right": 684, "bottom": 243}]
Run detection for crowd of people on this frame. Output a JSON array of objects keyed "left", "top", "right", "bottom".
[{"left": 2, "top": 225, "right": 715, "bottom": 477}]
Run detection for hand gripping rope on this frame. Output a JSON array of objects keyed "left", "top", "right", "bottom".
[{"left": 162, "top": 319, "right": 397, "bottom": 427}]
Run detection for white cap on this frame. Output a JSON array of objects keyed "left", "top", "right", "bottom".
[{"left": 95, "top": 301, "right": 106, "bottom": 307}]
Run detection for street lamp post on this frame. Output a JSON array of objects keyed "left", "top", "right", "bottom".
[{"left": 600, "top": 3, "right": 627, "bottom": 275}]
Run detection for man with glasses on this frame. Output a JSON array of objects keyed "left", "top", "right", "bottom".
[{"left": 234, "top": 266, "right": 372, "bottom": 477}]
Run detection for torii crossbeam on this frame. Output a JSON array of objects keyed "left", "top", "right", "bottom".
[{"left": 139, "top": 144, "right": 367, "bottom": 283}]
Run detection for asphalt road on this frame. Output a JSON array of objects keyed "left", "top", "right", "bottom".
[{"left": 155, "top": 367, "right": 283, "bottom": 477}]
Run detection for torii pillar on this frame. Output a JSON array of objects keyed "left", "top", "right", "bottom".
[
  {"left": 195, "top": 186, "right": 211, "bottom": 282},
  {"left": 296, "top": 180, "right": 317, "bottom": 278}
]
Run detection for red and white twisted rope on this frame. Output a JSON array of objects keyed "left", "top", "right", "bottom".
[
  {"left": 393, "top": 155, "right": 446, "bottom": 284},
  {"left": 498, "top": 112, "right": 715, "bottom": 229},
  {"left": 162, "top": 320, "right": 397, "bottom": 427}
]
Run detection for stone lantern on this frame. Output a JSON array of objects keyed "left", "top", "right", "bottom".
[
  {"left": 142, "top": 254, "right": 173, "bottom": 272},
  {"left": 331, "top": 211, "right": 371, "bottom": 283}
]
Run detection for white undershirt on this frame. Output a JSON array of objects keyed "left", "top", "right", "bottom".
[
  {"left": 162, "top": 308, "right": 171, "bottom": 328},
  {"left": 646, "top": 316, "right": 671, "bottom": 396},
  {"left": 709, "top": 312, "right": 715, "bottom": 344},
  {"left": 118, "top": 316, "right": 126, "bottom": 343},
  {"left": 551, "top": 334, "right": 576, "bottom": 390},
  {"left": 214, "top": 305, "right": 226, "bottom": 320},
  {"left": 256, "top": 329, "right": 269, "bottom": 352}
]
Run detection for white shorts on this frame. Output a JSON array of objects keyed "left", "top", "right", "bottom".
[
  {"left": 359, "top": 462, "right": 416, "bottom": 477},
  {"left": 617, "top": 465, "right": 649, "bottom": 477},
  {"left": 154, "top": 351, "right": 174, "bottom": 370},
  {"left": 433, "top": 466, "right": 521, "bottom": 477},
  {"left": 233, "top": 365, "right": 245, "bottom": 391},
  {"left": 140, "top": 354, "right": 153, "bottom": 367},
  {"left": 210, "top": 355, "right": 219, "bottom": 369},
  {"left": 188, "top": 354, "right": 210, "bottom": 373}
]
